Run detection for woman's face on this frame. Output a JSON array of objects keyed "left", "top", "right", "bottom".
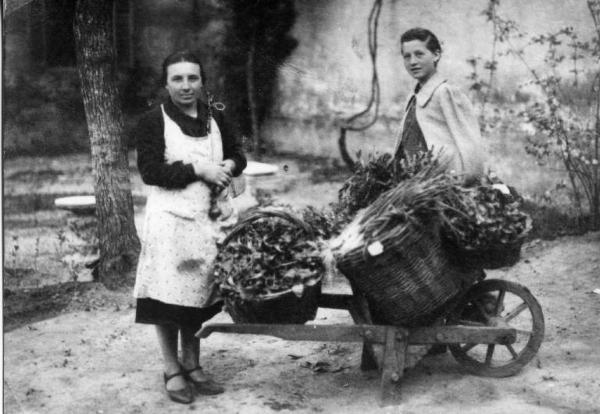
[
  {"left": 165, "top": 61, "right": 203, "bottom": 108},
  {"left": 401, "top": 39, "right": 440, "bottom": 84}
]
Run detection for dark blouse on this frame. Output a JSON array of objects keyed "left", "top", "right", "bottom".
[{"left": 134, "top": 99, "right": 247, "bottom": 190}]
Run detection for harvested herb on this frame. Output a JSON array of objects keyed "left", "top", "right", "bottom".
[
  {"left": 214, "top": 210, "right": 325, "bottom": 300},
  {"left": 339, "top": 163, "right": 529, "bottom": 263},
  {"left": 301, "top": 205, "right": 350, "bottom": 239},
  {"left": 338, "top": 150, "right": 437, "bottom": 216},
  {"left": 359, "top": 163, "right": 453, "bottom": 240},
  {"left": 442, "top": 184, "right": 529, "bottom": 251}
]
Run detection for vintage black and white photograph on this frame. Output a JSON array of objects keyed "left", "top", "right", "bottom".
[{"left": 3, "top": 0, "right": 600, "bottom": 413}]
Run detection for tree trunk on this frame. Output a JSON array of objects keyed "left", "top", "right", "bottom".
[
  {"left": 74, "top": 0, "right": 140, "bottom": 289},
  {"left": 593, "top": 74, "right": 600, "bottom": 228},
  {"left": 591, "top": 0, "right": 600, "bottom": 229},
  {"left": 247, "top": 28, "right": 262, "bottom": 157}
]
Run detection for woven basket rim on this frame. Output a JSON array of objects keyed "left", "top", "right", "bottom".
[
  {"left": 224, "top": 282, "right": 322, "bottom": 324},
  {"left": 218, "top": 207, "right": 322, "bottom": 300},
  {"left": 337, "top": 219, "right": 431, "bottom": 264},
  {"left": 221, "top": 273, "right": 324, "bottom": 301},
  {"left": 441, "top": 234, "right": 525, "bottom": 253},
  {"left": 221, "top": 207, "right": 315, "bottom": 246}
]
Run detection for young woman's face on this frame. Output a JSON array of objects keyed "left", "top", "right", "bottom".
[
  {"left": 401, "top": 39, "right": 440, "bottom": 84},
  {"left": 165, "top": 61, "right": 203, "bottom": 108}
]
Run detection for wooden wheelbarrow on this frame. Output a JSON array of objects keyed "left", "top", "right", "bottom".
[{"left": 196, "top": 278, "right": 544, "bottom": 406}]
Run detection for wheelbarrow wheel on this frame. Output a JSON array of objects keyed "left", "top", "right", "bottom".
[{"left": 447, "top": 279, "right": 544, "bottom": 378}]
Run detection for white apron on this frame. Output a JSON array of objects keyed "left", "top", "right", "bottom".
[{"left": 133, "top": 105, "right": 237, "bottom": 307}]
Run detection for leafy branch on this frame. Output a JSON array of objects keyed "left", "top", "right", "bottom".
[{"left": 478, "top": 0, "right": 600, "bottom": 227}]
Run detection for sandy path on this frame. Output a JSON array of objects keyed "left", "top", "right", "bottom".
[{"left": 4, "top": 232, "right": 600, "bottom": 414}]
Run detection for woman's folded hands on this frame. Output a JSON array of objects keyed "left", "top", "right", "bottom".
[{"left": 192, "top": 161, "right": 232, "bottom": 189}]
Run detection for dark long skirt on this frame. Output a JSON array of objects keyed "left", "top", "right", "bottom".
[{"left": 135, "top": 298, "right": 223, "bottom": 330}]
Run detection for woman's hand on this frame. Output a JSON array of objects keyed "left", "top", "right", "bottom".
[
  {"left": 192, "top": 162, "right": 232, "bottom": 188},
  {"left": 220, "top": 159, "right": 236, "bottom": 175}
]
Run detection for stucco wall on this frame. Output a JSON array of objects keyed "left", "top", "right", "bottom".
[
  {"left": 262, "top": 0, "right": 595, "bottom": 164},
  {"left": 3, "top": 0, "right": 595, "bottom": 185}
]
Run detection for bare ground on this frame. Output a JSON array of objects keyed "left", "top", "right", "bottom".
[{"left": 3, "top": 153, "right": 600, "bottom": 413}]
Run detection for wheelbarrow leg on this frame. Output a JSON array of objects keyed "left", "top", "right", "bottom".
[
  {"left": 348, "top": 284, "right": 378, "bottom": 371},
  {"left": 360, "top": 340, "right": 379, "bottom": 371},
  {"left": 380, "top": 327, "right": 407, "bottom": 406}
]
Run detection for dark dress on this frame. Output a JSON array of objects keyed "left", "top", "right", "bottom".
[{"left": 395, "top": 92, "right": 428, "bottom": 160}]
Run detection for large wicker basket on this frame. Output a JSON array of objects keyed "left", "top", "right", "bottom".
[
  {"left": 224, "top": 282, "right": 321, "bottom": 324},
  {"left": 336, "top": 220, "right": 480, "bottom": 327},
  {"left": 219, "top": 209, "right": 323, "bottom": 324},
  {"left": 443, "top": 239, "right": 523, "bottom": 270}
]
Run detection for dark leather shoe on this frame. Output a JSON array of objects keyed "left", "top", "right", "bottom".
[
  {"left": 163, "top": 371, "right": 194, "bottom": 404},
  {"left": 184, "top": 367, "right": 225, "bottom": 395}
]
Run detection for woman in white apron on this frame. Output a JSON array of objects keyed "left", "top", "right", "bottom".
[{"left": 133, "top": 51, "right": 246, "bottom": 404}]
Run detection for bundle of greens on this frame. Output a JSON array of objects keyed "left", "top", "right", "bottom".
[
  {"left": 360, "top": 163, "right": 452, "bottom": 242},
  {"left": 301, "top": 205, "right": 350, "bottom": 239},
  {"left": 442, "top": 184, "right": 529, "bottom": 251},
  {"left": 213, "top": 210, "right": 325, "bottom": 300},
  {"left": 334, "top": 162, "right": 529, "bottom": 264},
  {"left": 337, "top": 150, "right": 437, "bottom": 217}
]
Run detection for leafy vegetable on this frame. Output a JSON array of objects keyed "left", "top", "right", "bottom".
[
  {"left": 344, "top": 161, "right": 529, "bottom": 258},
  {"left": 338, "top": 150, "right": 437, "bottom": 216},
  {"left": 442, "top": 184, "right": 529, "bottom": 251},
  {"left": 213, "top": 210, "right": 325, "bottom": 300},
  {"left": 301, "top": 205, "right": 350, "bottom": 239}
]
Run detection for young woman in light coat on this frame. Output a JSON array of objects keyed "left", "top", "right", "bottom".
[
  {"left": 394, "top": 27, "right": 485, "bottom": 182},
  {"left": 390, "top": 28, "right": 487, "bottom": 356}
]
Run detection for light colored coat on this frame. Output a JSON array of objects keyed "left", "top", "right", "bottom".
[{"left": 393, "top": 72, "right": 485, "bottom": 177}]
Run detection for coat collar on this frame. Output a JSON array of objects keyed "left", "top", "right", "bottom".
[{"left": 414, "top": 71, "right": 447, "bottom": 108}]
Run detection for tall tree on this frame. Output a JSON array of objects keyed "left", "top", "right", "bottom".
[
  {"left": 73, "top": 0, "right": 140, "bottom": 288},
  {"left": 222, "top": 0, "right": 297, "bottom": 155}
]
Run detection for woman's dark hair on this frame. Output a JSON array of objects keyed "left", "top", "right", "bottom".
[
  {"left": 161, "top": 50, "right": 207, "bottom": 86},
  {"left": 400, "top": 28, "right": 442, "bottom": 55}
]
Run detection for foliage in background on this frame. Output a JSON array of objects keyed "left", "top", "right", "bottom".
[
  {"left": 221, "top": 0, "right": 298, "bottom": 154},
  {"left": 3, "top": 65, "right": 150, "bottom": 157},
  {"left": 468, "top": 0, "right": 600, "bottom": 229},
  {"left": 4, "top": 1, "right": 297, "bottom": 157},
  {"left": 467, "top": 0, "right": 504, "bottom": 118},
  {"left": 3, "top": 68, "right": 88, "bottom": 157},
  {"left": 521, "top": 197, "right": 592, "bottom": 240}
]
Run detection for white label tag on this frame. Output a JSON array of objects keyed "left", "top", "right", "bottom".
[
  {"left": 492, "top": 183, "right": 511, "bottom": 195},
  {"left": 367, "top": 241, "right": 384, "bottom": 257}
]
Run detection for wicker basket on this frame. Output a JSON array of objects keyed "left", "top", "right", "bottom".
[
  {"left": 224, "top": 282, "right": 321, "bottom": 323},
  {"left": 219, "top": 209, "right": 323, "bottom": 324},
  {"left": 443, "top": 239, "right": 523, "bottom": 270},
  {"left": 336, "top": 220, "right": 480, "bottom": 327}
]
